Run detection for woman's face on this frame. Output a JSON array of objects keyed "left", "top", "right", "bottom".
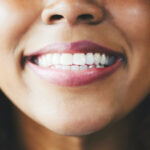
[{"left": 0, "top": 0, "right": 150, "bottom": 136}]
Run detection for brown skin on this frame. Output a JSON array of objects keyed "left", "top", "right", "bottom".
[{"left": 0, "top": 0, "right": 150, "bottom": 149}]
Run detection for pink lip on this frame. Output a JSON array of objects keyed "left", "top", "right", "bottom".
[
  {"left": 25, "top": 40, "right": 122, "bottom": 57},
  {"left": 25, "top": 40, "right": 124, "bottom": 86}
]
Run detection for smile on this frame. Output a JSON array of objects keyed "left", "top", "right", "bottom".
[{"left": 24, "top": 40, "right": 125, "bottom": 86}]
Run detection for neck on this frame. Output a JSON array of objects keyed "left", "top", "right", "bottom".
[{"left": 14, "top": 108, "right": 137, "bottom": 150}]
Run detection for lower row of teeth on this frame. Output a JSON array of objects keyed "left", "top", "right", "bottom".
[
  {"left": 49, "top": 64, "right": 105, "bottom": 71},
  {"left": 34, "top": 53, "right": 117, "bottom": 70}
]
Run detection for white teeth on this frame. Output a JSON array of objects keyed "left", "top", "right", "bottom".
[
  {"left": 73, "top": 53, "right": 86, "bottom": 65},
  {"left": 89, "top": 65, "right": 95, "bottom": 69},
  {"left": 71, "top": 65, "right": 80, "bottom": 71},
  {"left": 60, "top": 53, "right": 73, "bottom": 65},
  {"left": 62, "top": 65, "right": 71, "bottom": 70},
  {"left": 46, "top": 54, "right": 53, "bottom": 65},
  {"left": 101, "top": 54, "right": 108, "bottom": 65},
  {"left": 54, "top": 65, "right": 62, "bottom": 69},
  {"left": 86, "top": 53, "right": 94, "bottom": 65},
  {"left": 52, "top": 53, "right": 60, "bottom": 65},
  {"left": 94, "top": 53, "right": 101, "bottom": 65},
  {"left": 37, "top": 52, "right": 116, "bottom": 68},
  {"left": 96, "top": 65, "right": 104, "bottom": 68},
  {"left": 105, "top": 56, "right": 110, "bottom": 65},
  {"left": 80, "top": 65, "right": 88, "bottom": 70},
  {"left": 38, "top": 55, "right": 50, "bottom": 67}
]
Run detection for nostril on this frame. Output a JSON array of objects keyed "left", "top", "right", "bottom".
[
  {"left": 50, "top": 14, "right": 64, "bottom": 22},
  {"left": 77, "top": 14, "right": 94, "bottom": 21}
]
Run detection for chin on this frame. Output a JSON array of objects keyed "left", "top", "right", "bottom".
[
  {"left": 40, "top": 114, "right": 112, "bottom": 136},
  {"left": 28, "top": 94, "right": 117, "bottom": 137}
]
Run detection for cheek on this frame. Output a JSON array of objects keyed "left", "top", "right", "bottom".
[
  {"left": 0, "top": 1, "right": 42, "bottom": 110},
  {"left": 105, "top": 1, "right": 150, "bottom": 110},
  {"left": 0, "top": 1, "right": 41, "bottom": 48},
  {"left": 108, "top": 2, "right": 150, "bottom": 42},
  {"left": 108, "top": 2, "right": 150, "bottom": 83}
]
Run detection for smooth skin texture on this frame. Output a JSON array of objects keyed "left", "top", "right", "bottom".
[{"left": 0, "top": 0, "right": 150, "bottom": 150}]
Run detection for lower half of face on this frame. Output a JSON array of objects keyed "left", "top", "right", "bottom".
[
  {"left": 0, "top": 0, "right": 150, "bottom": 136},
  {"left": 0, "top": 52, "right": 149, "bottom": 136}
]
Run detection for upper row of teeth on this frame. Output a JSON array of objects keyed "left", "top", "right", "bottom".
[{"left": 37, "top": 53, "right": 115, "bottom": 67}]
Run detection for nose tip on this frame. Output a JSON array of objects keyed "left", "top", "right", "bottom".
[{"left": 41, "top": 2, "right": 104, "bottom": 25}]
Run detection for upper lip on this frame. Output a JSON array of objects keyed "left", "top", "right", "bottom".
[{"left": 24, "top": 40, "right": 124, "bottom": 58}]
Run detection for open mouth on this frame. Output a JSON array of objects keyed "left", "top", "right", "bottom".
[
  {"left": 24, "top": 40, "right": 126, "bottom": 86},
  {"left": 29, "top": 51, "right": 119, "bottom": 69}
]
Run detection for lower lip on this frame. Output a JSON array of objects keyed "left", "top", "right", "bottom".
[{"left": 27, "top": 60, "right": 122, "bottom": 86}]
